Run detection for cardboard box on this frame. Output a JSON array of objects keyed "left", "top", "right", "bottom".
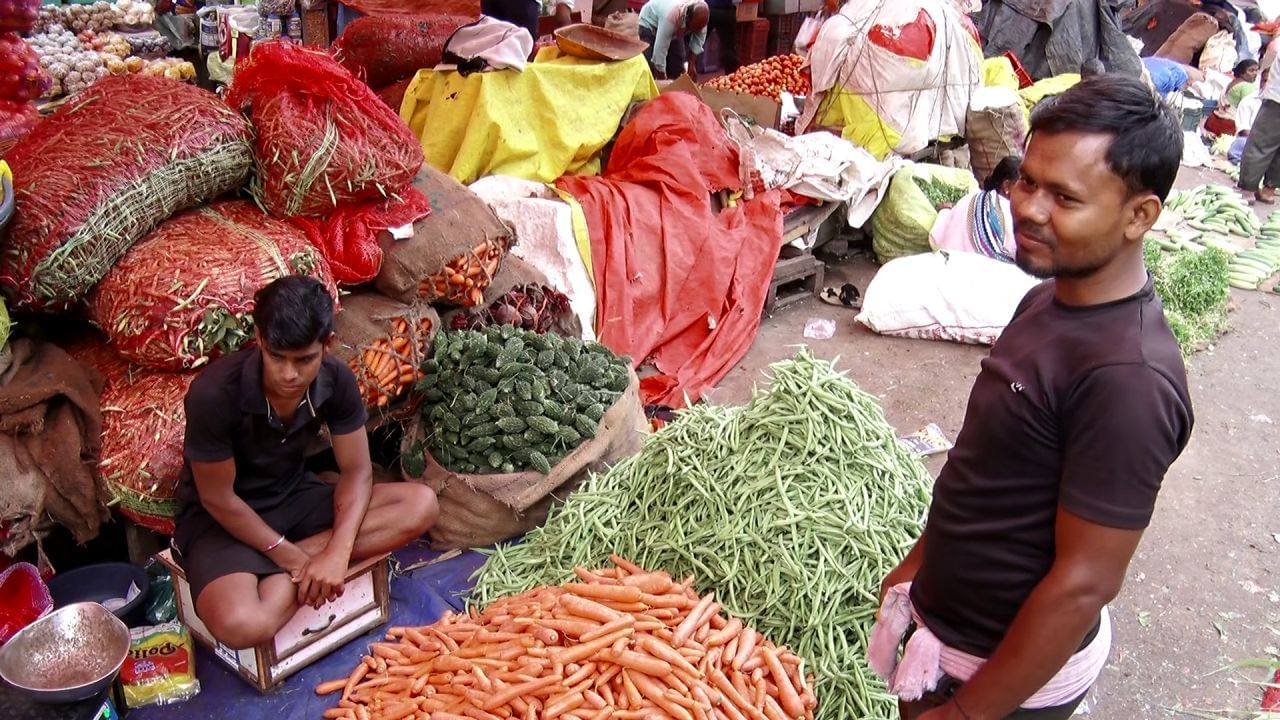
[
  {"left": 158, "top": 550, "right": 391, "bottom": 691},
  {"left": 302, "top": 6, "right": 330, "bottom": 47},
  {"left": 763, "top": 0, "right": 800, "bottom": 14},
  {"left": 698, "top": 86, "right": 782, "bottom": 129},
  {"left": 736, "top": 0, "right": 760, "bottom": 21}
]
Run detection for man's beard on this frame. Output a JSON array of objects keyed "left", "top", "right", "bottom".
[{"left": 1015, "top": 252, "right": 1106, "bottom": 280}]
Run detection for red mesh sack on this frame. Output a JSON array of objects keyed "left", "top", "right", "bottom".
[
  {"left": 1, "top": 76, "right": 253, "bottom": 310},
  {"left": 0, "top": 99, "right": 38, "bottom": 155},
  {"left": 226, "top": 41, "right": 424, "bottom": 218},
  {"left": 333, "top": 13, "right": 473, "bottom": 89},
  {"left": 69, "top": 340, "right": 193, "bottom": 536},
  {"left": 290, "top": 186, "right": 432, "bottom": 286},
  {"left": 342, "top": 0, "right": 478, "bottom": 15},
  {"left": 86, "top": 200, "right": 339, "bottom": 371},
  {"left": 0, "top": 0, "right": 39, "bottom": 34}
]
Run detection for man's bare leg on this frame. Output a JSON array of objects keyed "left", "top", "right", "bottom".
[
  {"left": 296, "top": 482, "right": 438, "bottom": 561},
  {"left": 196, "top": 572, "right": 297, "bottom": 650}
]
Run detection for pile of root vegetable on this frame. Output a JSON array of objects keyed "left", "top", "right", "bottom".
[
  {"left": 474, "top": 351, "right": 933, "bottom": 720},
  {"left": 320, "top": 559, "right": 816, "bottom": 720},
  {"left": 702, "top": 55, "right": 811, "bottom": 101}
]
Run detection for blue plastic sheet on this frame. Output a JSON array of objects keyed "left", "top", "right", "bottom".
[{"left": 131, "top": 546, "right": 486, "bottom": 720}]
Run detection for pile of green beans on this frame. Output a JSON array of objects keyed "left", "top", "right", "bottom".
[{"left": 471, "top": 351, "right": 933, "bottom": 720}]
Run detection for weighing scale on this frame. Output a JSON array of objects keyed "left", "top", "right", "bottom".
[{"left": 0, "top": 680, "right": 124, "bottom": 720}]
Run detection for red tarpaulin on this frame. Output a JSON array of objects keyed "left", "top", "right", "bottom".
[{"left": 557, "top": 93, "right": 783, "bottom": 408}]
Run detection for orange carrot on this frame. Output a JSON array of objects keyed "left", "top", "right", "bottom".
[
  {"left": 565, "top": 583, "right": 644, "bottom": 603},
  {"left": 544, "top": 691, "right": 586, "bottom": 719},
  {"left": 342, "top": 662, "right": 370, "bottom": 701},
  {"left": 561, "top": 594, "right": 623, "bottom": 623},
  {"left": 731, "top": 629, "right": 757, "bottom": 671},
  {"left": 534, "top": 618, "right": 600, "bottom": 638},
  {"left": 481, "top": 676, "right": 563, "bottom": 711},
  {"left": 760, "top": 646, "right": 805, "bottom": 719},
  {"left": 619, "top": 573, "right": 674, "bottom": 594},
  {"left": 555, "top": 627, "right": 632, "bottom": 665},
  {"left": 610, "top": 555, "right": 645, "bottom": 575},
  {"left": 316, "top": 678, "right": 347, "bottom": 695},
  {"left": 674, "top": 593, "right": 716, "bottom": 647},
  {"left": 607, "top": 649, "right": 673, "bottom": 677},
  {"left": 635, "top": 635, "right": 700, "bottom": 676},
  {"left": 578, "top": 614, "right": 635, "bottom": 643},
  {"left": 629, "top": 671, "right": 695, "bottom": 720},
  {"left": 707, "top": 618, "right": 742, "bottom": 647}
]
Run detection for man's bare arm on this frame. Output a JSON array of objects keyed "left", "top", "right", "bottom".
[
  {"left": 294, "top": 429, "right": 373, "bottom": 606},
  {"left": 192, "top": 458, "right": 308, "bottom": 574}
]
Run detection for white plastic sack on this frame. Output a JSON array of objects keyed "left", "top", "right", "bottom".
[
  {"left": 1181, "top": 131, "right": 1214, "bottom": 168},
  {"left": 721, "top": 112, "right": 903, "bottom": 228},
  {"left": 800, "top": 0, "right": 983, "bottom": 157},
  {"left": 1199, "top": 31, "right": 1239, "bottom": 74},
  {"left": 855, "top": 251, "right": 1038, "bottom": 345},
  {"left": 468, "top": 176, "right": 597, "bottom": 341}
]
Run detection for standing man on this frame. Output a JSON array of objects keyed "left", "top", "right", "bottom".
[
  {"left": 872, "top": 75, "right": 1193, "bottom": 719},
  {"left": 706, "top": 0, "right": 739, "bottom": 75},
  {"left": 1239, "top": 50, "right": 1280, "bottom": 203},
  {"left": 639, "top": 0, "right": 709, "bottom": 80},
  {"left": 174, "top": 276, "right": 439, "bottom": 651}
]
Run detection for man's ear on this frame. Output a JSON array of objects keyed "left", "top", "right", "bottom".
[
  {"left": 323, "top": 332, "right": 337, "bottom": 351},
  {"left": 1125, "top": 193, "right": 1163, "bottom": 242}
]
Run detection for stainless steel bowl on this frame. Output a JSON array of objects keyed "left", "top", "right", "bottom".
[{"left": 0, "top": 602, "right": 130, "bottom": 703}]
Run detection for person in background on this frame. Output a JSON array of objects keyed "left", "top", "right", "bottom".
[
  {"left": 482, "top": 0, "right": 541, "bottom": 42},
  {"left": 174, "top": 277, "right": 439, "bottom": 650},
  {"left": 591, "top": 0, "right": 627, "bottom": 26},
  {"left": 874, "top": 74, "right": 1192, "bottom": 719},
  {"left": 542, "top": 0, "right": 574, "bottom": 32},
  {"left": 1080, "top": 58, "right": 1105, "bottom": 78},
  {"left": 639, "top": 0, "right": 709, "bottom": 80},
  {"left": 1239, "top": 51, "right": 1280, "bottom": 203},
  {"left": 928, "top": 155, "right": 1023, "bottom": 263},
  {"left": 706, "top": 0, "right": 739, "bottom": 75},
  {"left": 1206, "top": 59, "right": 1260, "bottom": 136}
]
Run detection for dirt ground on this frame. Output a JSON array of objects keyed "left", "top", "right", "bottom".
[{"left": 712, "top": 167, "right": 1280, "bottom": 718}]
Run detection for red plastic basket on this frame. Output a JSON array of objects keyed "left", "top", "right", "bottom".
[
  {"left": 736, "top": 18, "right": 769, "bottom": 65},
  {"left": 1003, "top": 50, "right": 1035, "bottom": 89}
]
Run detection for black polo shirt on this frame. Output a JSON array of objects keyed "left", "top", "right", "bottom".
[{"left": 173, "top": 347, "right": 367, "bottom": 542}]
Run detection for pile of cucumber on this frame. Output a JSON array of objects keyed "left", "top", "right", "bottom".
[{"left": 1158, "top": 185, "right": 1280, "bottom": 290}]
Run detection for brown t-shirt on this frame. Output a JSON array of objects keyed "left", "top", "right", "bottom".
[{"left": 911, "top": 278, "right": 1193, "bottom": 658}]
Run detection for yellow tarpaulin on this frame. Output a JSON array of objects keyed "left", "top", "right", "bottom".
[
  {"left": 1019, "top": 73, "right": 1080, "bottom": 120},
  {"left": 400, "top": 49, "right": 659, "bottom": 185},
  {"left": 982, "top": 57, "right": 1020, "bottom": 91}
]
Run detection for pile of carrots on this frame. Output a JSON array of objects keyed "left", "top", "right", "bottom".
[
  {"left": 350, "top": 315, "right": 435, "bottom": 408},
  {"left": 318, "top": 556, "right": 817, "bottom": 720},
  {"left": 420, "top": 237, "right": 510, "bottom": 308}
]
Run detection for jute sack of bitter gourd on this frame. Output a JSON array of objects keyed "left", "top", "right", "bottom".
[{"left": 400, "top": 325, "right": 648, "bottom": 549}]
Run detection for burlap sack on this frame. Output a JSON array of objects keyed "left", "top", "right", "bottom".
[
  {"left": 333, "top": 292, "right": 439, "bottom": 424},
  {"left": 1155, "top": 13, "right": 1220, "bottom": 66},
  {"left": 605, "top": 11, "right": 640, "bottom": 38},
  {"left": 966, "top": 88, "right": 1027, "bottom": 186},
  {"left": 439, "top": 256, "right": 583, "bottom": 338},
  {"left": 375, "top": 165, "right": 515, "bottom": 307},
  {"left": 402, "top": 370, "right": 648, "bottom": 549}
]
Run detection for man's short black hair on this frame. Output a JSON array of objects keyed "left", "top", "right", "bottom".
[
  {"left": 1080, "top": 58, "right": 1105, "bottom": 77},
  {"left": 252, "top": 276, "right": 335, "bottom": 351},
  {"left": 1029, "top": 74, "right": 1182, "bottom": 201},
  {"left": 983, "top": 155, "right": 1022, "bottom": 192}
]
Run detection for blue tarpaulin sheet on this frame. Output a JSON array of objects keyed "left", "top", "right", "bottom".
[{"left": 131, "top": 545, "right": 487, "bottom": 720}]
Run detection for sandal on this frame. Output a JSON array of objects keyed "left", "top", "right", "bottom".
[
  {"left": 819, "top": 283, "right": 862, "bottom": 310},
  {"left": 1256, "top": 188, "right": 1276, "bottom": 205}
]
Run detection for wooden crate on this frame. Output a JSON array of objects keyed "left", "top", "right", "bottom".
[
  {"left": 765, "top": 254, "right": 824, "bottom": 314},
  {"left": 736, "top": 0, "right": 760, "bottom": 21},
  {"left": 157, "top": 550, "right": 391, "bottom": 691},
  {"left": 767, "top": 12, "right": 808, "bottom": 56},
  {"left": 736, "top": 18, "right": 770, "bottom": 66}
]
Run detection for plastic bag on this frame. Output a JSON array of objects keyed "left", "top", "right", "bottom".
[
  {"left": 868, "top": 163, "right": 978, "bottom": 264},
  {"left": 0, "top": 562, "right": 52, "bottom": 644},
  {"left": 120, "top": 622, "right": 200, "bottom": 708},
  {"left": 143, "top": 559, "right": 176, "bottom": 625}
]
